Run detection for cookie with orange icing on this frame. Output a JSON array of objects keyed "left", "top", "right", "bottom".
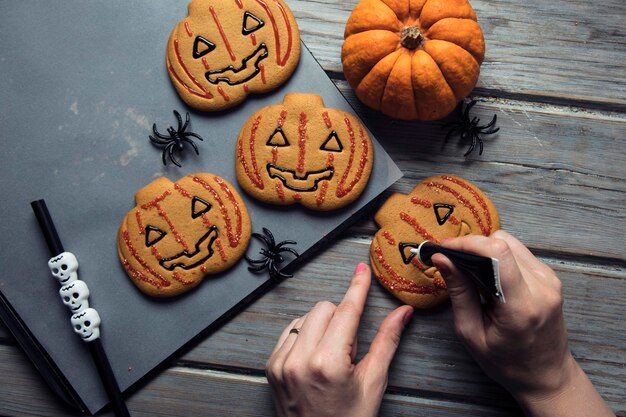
[
  {"left": 117, "top": 173, "right": 251, "bottom": 297},
  {"left": 370, "top": 174, "right": 500, "bottom": 308},
  {"left": 235, "top": 93, "right": 374, "bottom": 210},
  {"left": 166, "top": 0, "right": 301, "bottom": 111}
]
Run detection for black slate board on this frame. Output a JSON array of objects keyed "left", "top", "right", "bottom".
[{"left": 0, "top": 1, "right": 402, "bottom": 413}]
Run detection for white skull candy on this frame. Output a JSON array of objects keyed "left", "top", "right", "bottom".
[
  {"left": 71, "top": 308, "right": 101, "bottom": 342},
  {"left": 48, "top": 252, "right": 79, "bottom": 285},
  {"left": 59, "top": 280, "right": 90, "bottom": 313}
]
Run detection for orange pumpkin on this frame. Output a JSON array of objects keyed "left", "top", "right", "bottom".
[
  {"left": 166, "top": 0, "right": 300, "bottom": 111},
  {"left": 342, "top": 0, "right": 485, "bottom": 121},
  {"left": 235, "top": 93, "right": 374, "bottom": 210},
  {"left": 117, "top": 173, "right": 251, "bottom": 297},
  {"left": 370, "top": 175, "right": 499, "bottom": 308}
]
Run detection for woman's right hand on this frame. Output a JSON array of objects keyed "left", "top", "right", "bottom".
[{"left": 431, "top": 230, "right": 614, "bottom": 417}]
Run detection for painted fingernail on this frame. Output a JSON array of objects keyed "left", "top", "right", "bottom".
[
  {"left": 403, "top": 308, "right": 414, "bottom": 326},
  {"left": 354, "top": 262, "right": 367, "bottom": 274}
]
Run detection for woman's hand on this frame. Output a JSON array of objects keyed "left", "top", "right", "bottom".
[
  {"left": 265, "top": 263, "right": 414, "bottom": 417},
  {"left": 432, "top": 230, "right": 614, "bottom": 417}
]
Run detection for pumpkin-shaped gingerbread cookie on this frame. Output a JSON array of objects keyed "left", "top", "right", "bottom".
[
  {"left": 117, "top": 173, "right": 251, "bottom": 297},
  {"left": 370, "top": 175, "right": 499, "bottom": 308},
  {"left": 235, "top": 93, "right": 374, "bottom": 210},
  {"left": 166, "top": 0, "right": 301, "bottom": 111},
  {"left": 342, "top": 0, "right": 485, "bottom": 121}
]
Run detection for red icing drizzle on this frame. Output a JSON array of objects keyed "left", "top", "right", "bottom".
[
  {"left": 122, "top": 230, "right": 171, "bottom": 288},
  {"left": 234, "top": 0, "right": 244, "bottom": 8},
  {"left": 237, "top": 115, "right": 264, "bottom": 189},
  {"left": 441, "top": 175, "right": 493, "bottom": 231},
  {"left": 326, "top": 152, "right": 334, "bottom": 168},
  {"left": 275, "top": 181, "right": 286, "bottom": 201},
  {"left": 210, "top": 6, "right": 236, "bottom": 62},
  {"left": 135, "top": 210, "right": 145, "bottom": 235},
  {"left": 427, "top": 179, "right": 490, "bottom": 235},
  {"left": 259, "top": 62, "right": 266, "bottom": 84},
  {"left": 293, "top": 193, "right": 302, "bottom": 201},
  {"left": 373, "top": 245, "right": 441, "bottom": 295},
  {"left": 243, "top": 84, "right": 250, "bottom": 92},
  {"left": 254, "top": 0, "right": 294, "bottom": 66},
  {"left": 172, "top": 272, "right": 194, "bottom": 285},
  {"left": 217, "top": 86, "right": 231, "bottom": 101},
  {"left": 272, "top": 146, "right": 279, "bottom": 164},
  {"left": 336, "top": 120, "right": 368, "bottom": 198},
  {"left": 170, "top": 39, "right": 213, "bottom": 99},
  {"left": 316, "top": 182, "right": 329, "bottom": 206},
  {"left": 410, "top": 197, "right": 432, "bottom": 208},
  {"left": 399, "top": 212, "right": 438, "bottom": 243},
  {"left": 322, "top": 111, "right": 332, "bottom": 128},
  {"left": 193, "top": 176, "right": 243, "bottom": 248},
  {"left": 141, "top": 190, "right": 189, "bottom": 251},
  {"left": 202, "top": 57, "right": 210, "bottom": 70},
  {"left": 382, "top": 230, "right": 396, "bottom": 245},
  {"left": 297, "top": 111, "right": 308, "bottom": 173},
  {"left": 277, "top": 109, "right": 288, "bottom": 127},
  {"left": 184, "top": 21, "right": 193, "bottom": 37},
  {"left": 251, "top": 33, "right": 257, "bottom": 46},
  {"left": 215, "top": 239, "right": 229, "bottom": 262}
]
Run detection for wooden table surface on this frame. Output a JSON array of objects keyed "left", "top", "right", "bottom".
[{"left": 1, "top": 0, "right": 624, "bottom": 416}]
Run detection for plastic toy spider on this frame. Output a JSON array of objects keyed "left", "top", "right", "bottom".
[
  {"left": 245, "top": 228, "right": 299, "bottom": 280},
  {"left": 442, "top": 100, "right": 499, "bottom": 157},
  {"left": 149, "top": 110, "right": 204, "bottom": 167}
]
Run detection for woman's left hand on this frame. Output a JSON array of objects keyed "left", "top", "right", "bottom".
[{"left": 265, "top": 263, "right": 414, "bottom": 417}]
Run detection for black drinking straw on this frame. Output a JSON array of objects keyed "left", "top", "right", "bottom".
[{"left": 31, "top": 199, "right": 131, "bottom": 417}]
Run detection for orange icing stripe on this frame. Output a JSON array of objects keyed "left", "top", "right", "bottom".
[
  {"left": 237, "top": 115, "right": 265, "bottom": 189},
  {"left": 184, "top": 21, "right": 193, "bottom": 37},
  {"left": 193, "top": 176, "right": 242, "bottom": 248},
  {"left": 172, "top": 272, "right": 194, "bottom": 285},
  {"left": 322, "top": 111, "right": 332, "bottom": 128},
  {"left": 336, "top": 122, "right": 368, "bottom": 198},
  {"left": 275, "top": 181, "right": 286, "bottom": 201},
  {"left": 316, "top": 182, "right": 329, "bottom": 206},
  {"left": 410, "top": 197, "right": 432, "bottom": 208},
  {"left": 210, "top": 6, "right": 236, "bottom": 61},
  {"left": 170, "top": 39, "right": 213, "bottom": 99},
  {"left": 297, "top": 111, "right": 308, "bottom": 173},
  {"left": 399, "top": 212, "right": 439, "bottom": 243},
  {"left": 141, "top": 190, "right": 171, "bottom": 209},
  {"left": 254, "top": 0, "right": 294, "bottom": 66},
  {"left": 122, "top": 230, "right": 171, "bottom": 288},
  {"left": 215, "top": 239, "right": 229, "bottom": 262},
  {"left": 427, "top": 181, "right": 490, "bottom": 235},
  {"left": 277, "top": 109, "right": 288, "bottom": 127},
  {"left": 440, "top": 175, "right": 493, "bottom": 231},
  {"left": 234, "top": 0, "right": 243, "bottom": 8},
  {"left": 374, "top": 245, "right": 441, "bottom": 295},
  {"left": 382, "top": 230, "right": 396, "bottom": 245}
]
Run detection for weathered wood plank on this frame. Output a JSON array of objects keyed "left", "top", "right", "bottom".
[
  {"left": 180, "top": 236, "right": 625, "bottom": 413},
  {"left": 288, "top": 0, "right": 626, "bottom": 109},
  {"left": 332, "top": 81, "right": 626, "bottom": 260},
  {"left": 0, "top": 345, "right": 524, "bottom": 417}
]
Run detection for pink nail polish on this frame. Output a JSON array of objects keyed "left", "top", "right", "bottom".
[{"left": 354, "top": 262, "right": 367, "bottom": 274}]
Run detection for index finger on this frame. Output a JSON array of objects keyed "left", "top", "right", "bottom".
[{"left": 318, "top": 263, "right": 371, "bottom": 355}]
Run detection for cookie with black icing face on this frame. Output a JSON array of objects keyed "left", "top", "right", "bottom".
[
  {"left": 370, "top": 175, "right": 500, "bottom": 309},
  {"left": 117, "top": 173, "right": 251, "bottom": 297},
  {"left": 166, "top": 0, "right": 301, "bottom": 111},
  {"left": 235, "top": 93, "right": 374, "bottom": 210}
]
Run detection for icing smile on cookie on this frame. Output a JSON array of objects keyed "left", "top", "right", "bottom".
[
  {"left": 267, "top": 164, "right": 334, "bottom": 192},
  {"left": 160, "top": 226, "right": 219, "bottom": 271},
  {"left": 205, "top": 44, "right": 269, "bottom": 86}
]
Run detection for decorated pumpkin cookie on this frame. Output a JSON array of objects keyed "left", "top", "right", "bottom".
[
  {"left": 370, "top": 175, "right": 499, "bottom": 308},
  {"left": 342, "top": 0, "right": 485, "bottom": 121},
  {"left": 166, "top": 0, "right": 301, "bottom": 111},
  {"left": 235, "top": 93, "right": 374, "bottom": 210},
  {"left": 117, "top": 173, "right": 251, "bottom": 297}
]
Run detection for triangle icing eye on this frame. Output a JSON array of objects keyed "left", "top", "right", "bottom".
[
  {"left": 191, "top": 196, "right": 212, "bottom": 219},
  {"left": 320, "top": 131, "right": 343, "bottom": 152},
  {"left": 433, "top": 203, "right": 455, "bottom": 225},
  {"left": 145, "top": 226, "right": 166, "bottom": 247},
  {"left": 193, "top": 36, "right": 216, "bottom": 59},
  {"left": 242, "top": 11, "right": 265, "bottom": 35},
  {"left": 266, "top": 127, "right": 290, "bottom": 147},
  {"left": 398, "top": 243, "right": 420, "bottom": 265}
]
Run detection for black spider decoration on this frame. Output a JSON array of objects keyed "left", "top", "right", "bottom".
[
  {"left": 149, "top": 110, "right": 204, "bottom": 167},
  {"left": 442, "top": 100, "right": 499, "bottom": 157},
  {"left": 245, "top": 228, "right": 299, "bottom": 280}
]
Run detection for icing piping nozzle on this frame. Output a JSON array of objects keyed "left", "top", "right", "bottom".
[{"left": 410, "top": 241, "right": 505, "bottom": 303}]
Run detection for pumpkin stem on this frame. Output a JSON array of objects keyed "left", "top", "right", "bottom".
[{"left": 400, "top": 26, "right": 423, "bottom": 49}]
